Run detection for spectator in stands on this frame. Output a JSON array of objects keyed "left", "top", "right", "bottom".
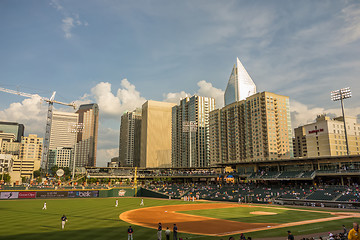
[
  {"left": 348, "top": 222, "right": 359, "bottom": 240},
  {"left": 287, "top": 230, "right": 294, "bottom": 240}
]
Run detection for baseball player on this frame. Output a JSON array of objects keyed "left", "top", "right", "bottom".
[
  {"left": 115, "top": 199, "right": 118, "bottom": 207},
  {"left": 127, "top": 226, "right": 134, "bottom": 240},
  {"left": 173, "top": 224, "right": 178, "bottom": 240},
  {"left": 140, "top": 198, "right": 144, "bottom": 206},
  {"left": 61, "top": 215, "right": 68, "bottom": 230},
  {"left": 157, "top": 222, "right": 162, "bottom": 240},
  {"left": 42, "top": 201, "right": 47, "bottom": 210}
]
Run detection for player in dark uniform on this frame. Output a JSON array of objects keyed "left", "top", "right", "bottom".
[
  {"left": 157, "top": 222, "right": 162, "bottom": 240},
  {"left": 173, "top": 224, "right": 178, "bottom": 240},
  {"left": 61, "top": 215, "right": 68, "bottom": 229},
  {"left": 127, "top": 226, "right": 134, "bottom": 240},
  {"left": 287, "top": 230, "right": 294, "bottom": 240}
]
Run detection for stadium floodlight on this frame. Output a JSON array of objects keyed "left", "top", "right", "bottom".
[
  {"left": 68, "top": 123, "right": 85, "bottom": 185},
  {"left": 331, "top": 87, "right": 352, "bottom": 155},
  {"left": 182, "top": 121, "right": 197, "bottom": 168}
]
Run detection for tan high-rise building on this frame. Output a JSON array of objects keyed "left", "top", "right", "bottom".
[
  {"left": 293, "top": 126, "right": 307, "bottom": 157},
  {"left": 140, "top": 100, "right": 176, "bottom": 168},
  {"left": 210, "top": 91, "right": 293, "bottom": 165},
  {"left": 49, "top": 111, "right": 78, "bottom": 150},
  {"left": 172, "top": 95, "right": 215, "bottom": 168},
  {"left": 119, "top": 108, "right": 142, "bottom": 167},
  {"left": 76, "top": 104, "right": 99, "bottom": 167},
  {"left": 293, "top": 115, "right": 360, "bottom": 157},
  {"left": 48, "top": 111, "right": 78, "bottom": 168},
  {"left": 12, "top": 134, "right": 43, "bottom": 178}
]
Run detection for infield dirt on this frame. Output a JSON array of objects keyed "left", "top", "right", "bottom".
[{"left": 119, "top": 203, "right": 360, "bottom": 236}]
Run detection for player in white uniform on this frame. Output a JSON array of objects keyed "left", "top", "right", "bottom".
[
  {"left": 115, "top": 199, "right": 118, "bottom": 207},
  {"left": 140, "top": 198, "right": 144, "bottom": 206},
  {"left": 42, "top": 201, "right": 47, "bottom": 210}
]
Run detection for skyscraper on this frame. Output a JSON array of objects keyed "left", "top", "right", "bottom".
[
  {"left": 210, "top": 92, "right": 293, "bottom": 165},
  {"left": 49, "top": 111, "right": 78, "bottom": 150},
  {"left": 140, "top": 100, "right": 176, "bottom": 168},
  {"left": 224, "top": 57, "right": 256, "bottom": 106},
  {"left": 48, "top": 111, "right": 78, "bottom": 169},
  {"left": 75, "top": 104, "right": 99, "bottom": 167},
  {"left": 172, "top": 95, "right": 215, "bottom": 168},
  {"left": 0, "top": 121, "right": 24, "bottom": 142},
  {"left": 119, "top": 109, "right": 142, "bottom": 167}
]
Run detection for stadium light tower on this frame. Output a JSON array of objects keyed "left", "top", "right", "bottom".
[{"left": 331, "top": 87, "right": 352, "bottom": 155}]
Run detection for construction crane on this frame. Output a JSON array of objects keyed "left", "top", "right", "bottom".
[{"left": 0, "top": 87, "right": 76, "bottom": 172}]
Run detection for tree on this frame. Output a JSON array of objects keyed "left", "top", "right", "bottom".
[
  {"left": 50, "top": 165, "right": 59, "bottom": 177},
  {"left": 2, "top": 173, "right": 10, "bottom": 183},
  {"left": 33, "top": 170, "right": 41, "bottom": 178}
]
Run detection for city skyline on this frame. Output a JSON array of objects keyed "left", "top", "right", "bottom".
[{"left": 0, "top": 0, "right": 359, "bottom": 166}]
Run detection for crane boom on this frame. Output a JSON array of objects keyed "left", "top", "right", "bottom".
[{"left": 0, "top": 86, "right": 77, "bottom": 173}]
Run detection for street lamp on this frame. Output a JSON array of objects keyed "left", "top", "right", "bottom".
[{"left": 331, "top": 87, "right": 352, "bottom": 155}]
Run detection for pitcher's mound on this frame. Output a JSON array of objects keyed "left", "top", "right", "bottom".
[{"left": 250, "top": 211, "right": 277, "bottom": 215}]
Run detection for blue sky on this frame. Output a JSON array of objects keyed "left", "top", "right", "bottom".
[{"left": 1, "top": 0, "right": 360, "bottom": 166}]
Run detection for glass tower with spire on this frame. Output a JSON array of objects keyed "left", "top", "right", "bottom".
[{"left": 224, "top": 57, "right": 256, "bottom": 106}]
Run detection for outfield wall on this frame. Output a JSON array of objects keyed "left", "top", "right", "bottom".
[{"left": 0, "top": 188, "right": 136, "bottom": 200}]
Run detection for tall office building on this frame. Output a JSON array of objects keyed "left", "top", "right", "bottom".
[
  {"left": 224, "top": 57, "right": 256, "bottom": 106},
  {"left": 0, "top": 121, "right": 24, "bottom": 142},
  {"left": 293, "top": 115, "right": 360, "bottom": 157},
  {"left": 119, "top": 109, "right": 142, "bottom": 167},
  {"left": 172, "top": 95, "right": 215, "bottom": 168},
  {"left": 12, "top": 134, "right": 43, "bottom": 178},
  {"left": 75, "top": 104, "right": 99, "bottom": 167},
  {"left": 210, "top": 92, "right": 293, "bottom": 165},
  {"left": 140, "top": 100, "right": 176, "bottom": 168},
  {"left": 47, "top": 111, "right": 78, "bottom": 168},
  {"left": 49, "top": 111, "right": 78, "bottom": 149}
]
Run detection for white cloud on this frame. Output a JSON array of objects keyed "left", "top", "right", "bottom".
[
  {"left": 0, "top": 96, "right": 48, "bottom": 136},
  {"left": 49, "top": 0, "right": 63, "bottom": 11},
  {"left": 341, "top": 4, "right": 360, "bottom": 44},
  {"left": 50, "top": 0, "right": 87, "bottom": 39},
  {"left": 163, "top": 91, "right": 189, "bottom": 103},
  {"left": 290, "top": 100, "right": 360, "bottom": 129},
  {"left": 196, "top": 80, "right": 224, "bottom": 108},
  {"left": 162, "top": 80, "right": 224, "bottom": 108},
  {"left": 97, "top": 148, "right": 118, "bottom": 167},
  {"left": 90, "top": 79, "right": 146, "bottom": 118},
  {"left": 62, "top": 17, "right": 75, "bottom": 39}
]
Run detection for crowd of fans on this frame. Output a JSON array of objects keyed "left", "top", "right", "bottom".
[{"left": 144, "top": 182, "right": 360, "bottom": 206}]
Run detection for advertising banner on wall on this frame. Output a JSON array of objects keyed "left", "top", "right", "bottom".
[
  {"left": 36, "top": 191, "right": 68, "bottom": 198},
  {"left": 0, "top": 192, "right": 19, "bottom": 199},
  {"left": 68, "top": 191, "right": 99, "bottom": 198},
  {"left": 18, "top": 192, "right": 36, "bottom": 199}
]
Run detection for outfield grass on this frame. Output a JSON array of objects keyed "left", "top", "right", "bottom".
[{"left": 0, "top": 198, "right": 359, "bottom": 240}]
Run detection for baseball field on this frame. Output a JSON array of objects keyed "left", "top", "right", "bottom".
[{"left": 1, "top": 197, "right": 360, "bottom": 240}]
